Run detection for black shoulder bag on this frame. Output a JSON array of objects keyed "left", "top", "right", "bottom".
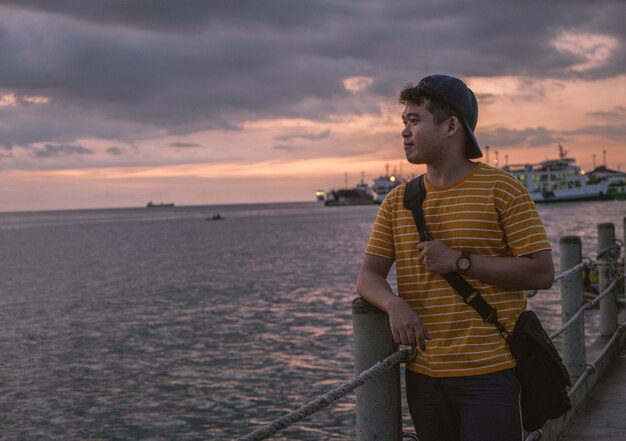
[{"left": 403, "top": 175, "right": 572, "bottom": 432}]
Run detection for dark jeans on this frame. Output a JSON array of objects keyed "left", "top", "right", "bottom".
[{"left": 405, "top": 368, "right": 522, "bottom": 441}]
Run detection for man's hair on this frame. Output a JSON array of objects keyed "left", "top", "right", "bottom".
[{"left": 399, "top": 84, "right": 461, "bottom": 126}]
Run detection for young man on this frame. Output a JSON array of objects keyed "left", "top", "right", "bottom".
[{"left": 356, "top": 74, "right": 554, "bottom": 441}]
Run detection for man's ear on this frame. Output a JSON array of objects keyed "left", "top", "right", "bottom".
[{"left": 446, "top": 116, "right": 462, "bottom": 136}]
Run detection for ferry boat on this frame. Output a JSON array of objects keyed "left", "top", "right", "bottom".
[
  {"left": 608, "top": 179, "right": 626, "bottom": 200},
  {"left": 502, "top": 145, "right": 610, "bottom": 203},
  {"left": 322, "top": 167, "right": 408, "bottom": 205},
  {"left": 587, "top": 166, "right": 626, "bottom": 200},
  {"left": 372, "top": 174, "right": 402, "bottom": 203},
  {"left": 324, "top": 181, "right": 374, "bottom": 206}
]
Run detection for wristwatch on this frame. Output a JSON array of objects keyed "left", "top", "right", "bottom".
[{"left": 456, "top": 252, "right": 471, "bottom": 274}]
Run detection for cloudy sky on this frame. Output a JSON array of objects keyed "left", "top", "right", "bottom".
[{"left": 1, "top": 0, "right": 624, "bottom": 211}]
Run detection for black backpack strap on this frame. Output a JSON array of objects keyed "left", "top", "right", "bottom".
[
  {"left": 403, "top": 175, "right": 508, "bottom": 336},
  {"left": 403, "top": 175, "right": 430, "bottom": 242},
  {"left": 440, "top": 272, "right": 503, "bottom": 329}
]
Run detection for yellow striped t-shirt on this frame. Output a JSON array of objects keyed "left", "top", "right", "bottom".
[{"left": 365, "top": 163, "right": 551, "bottom": 377}]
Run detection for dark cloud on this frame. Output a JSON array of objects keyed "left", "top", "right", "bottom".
[
  {"left": 273, "top": 144, "right": 297, "bottom": 152},
  {"left": 170, "top": 142, "right": 201, "bottom": 148},
  {"left": 0, "top": 0, "right": 349, "bottom": 32},
  {"left": 31, "top": 143, "right": 94, "bottom": 158},
  {"left": 587, "top": 106, "right": 626, "bottom": 120},
  {"left": 0, "top": 103, "right": 154, "bottom": 149},
  {"left": 475, "top": 93, "right": 498, "bottom": 105},
  {"left": 274, "top": 129, "right": 332, "bottom": 142},
  {"left": 563, "top": 125, "right": 626, "bottom": 141},
  {"left": 478, "top": 127, "right": 567, "bottom": 148},
  {"left": 0, "top": 0, "right": 623, "bottom": 154},
  {"left": 106, "top": 146, "right": 123, "bottom": 155}
]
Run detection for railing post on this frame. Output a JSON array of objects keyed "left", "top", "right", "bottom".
[
  {"left": 559, "top": 235, "right": 586, "bottom": 378},
  {"left": 598, "top": 223, "right": 617, "bottom": 337},
  {"left": 352, "top": 297, "right": 401, "bottom": 441}
]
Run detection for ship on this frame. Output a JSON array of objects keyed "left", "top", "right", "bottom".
[
  {"left": 322, "top": 167, "right": 407, "bottom": 205},
  {"left": 587, "top": 166, "right": 626, "bottom": 200},
  {"left": 324, "top": 180, "right": 374, "bottom": 206},
  {"left": 146, "top": 201, "right": 175, "bottom": 208},
  {"left": 372, "top": 174, "right": 402, "bottom": 203},
  {"left": 371, "top": 164, "right": 406, "bottom": 203},
  {"left": 502, "top": 145, "right": 610, "bottom": 203}
]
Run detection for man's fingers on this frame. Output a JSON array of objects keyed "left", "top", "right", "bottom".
[
  {"left": 414, "top": 326, "right": 429, "bottom": 351},
  {"left": 391, "top": 329, "right": 401, "bottom": 346},
  {"left": 402, "top": 328, "right": 416, "bottom": 349},
  {"left": 394, "top": 324, "right": 430, "bottom": 351},
  {"left": 393, "top": 326, "right": 416, "bottom": 349},
  {"left": 417, "top": 337, "right": 427, "bottom": 351},
  {"left": 416, "top": 332, "right": 427, "bottom": 351}
]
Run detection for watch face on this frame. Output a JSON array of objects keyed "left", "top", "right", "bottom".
[{"left": 458, "top": 258, "right": 470, "bottom": 271}]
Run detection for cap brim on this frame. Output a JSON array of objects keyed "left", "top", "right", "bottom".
[{"left": 463, "top": 120, "right": 482, "bottom": 159}]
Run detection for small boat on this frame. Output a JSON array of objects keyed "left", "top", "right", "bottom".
[
  {"left": 502, "top": 145, "right": 610, "bottom": 203},
  {"left": 146, "top": 201, "right": 175, "bottom": 208},
  {"left": 206, "top": 214, "right": 225, "bottom": 221}
]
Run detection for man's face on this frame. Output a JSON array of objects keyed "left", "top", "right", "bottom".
[{"left": 401, "top": 101, "right": 448, "bottom": 165}]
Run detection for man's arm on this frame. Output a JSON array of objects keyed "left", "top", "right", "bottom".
[
  {"left": 417, "top": 241, "right": 554, "bottom": 290},
  {"left": 356, "top": 254, "right": 431, "bottom": 350}
]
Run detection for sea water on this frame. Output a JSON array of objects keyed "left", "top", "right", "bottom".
[{"left": 0, "top": 200, "right": 624, "bottom": 440}]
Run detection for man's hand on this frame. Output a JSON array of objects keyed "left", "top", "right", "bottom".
[
  {"left": 417, "top": 240, "right": 460, "bottom": 274},
  {"left": 356, "top": 253, "right": 431, "bottom": 351},
  {"left": 387, "top": 296, "right": 431, "bottom": 351}
]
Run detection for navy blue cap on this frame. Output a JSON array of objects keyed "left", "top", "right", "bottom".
[{"left": 416, "top": 74, "right": 482, "bottom": 159}]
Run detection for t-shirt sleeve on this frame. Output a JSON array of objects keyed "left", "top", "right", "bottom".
[
  {"left": 364, "top": 196, "right": 395, "bottom": 260},
  {"left": 499, "top": 186, "right": 552, "bottom": 257}
]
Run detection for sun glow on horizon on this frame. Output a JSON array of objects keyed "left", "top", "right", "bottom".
[{"left": 26, "top": 155, "right": 404, "bottom": 181}]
